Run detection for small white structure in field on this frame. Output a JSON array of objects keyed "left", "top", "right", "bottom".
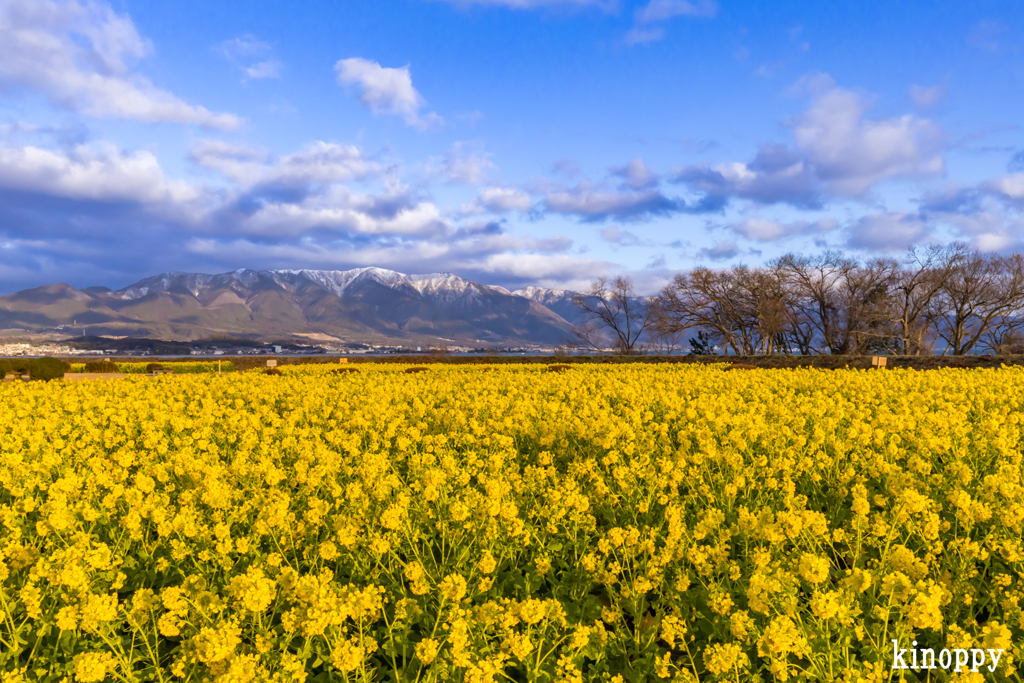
[
  {"left": 266, "top": 360, "right": 277, "bottom": 368},
  {"left": 871, "top": 356, "right": 887, "bottom": 368}
]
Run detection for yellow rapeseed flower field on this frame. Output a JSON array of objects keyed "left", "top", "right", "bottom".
[{"left": 0, "top": 364, "right": 1022, "bottom": 682}]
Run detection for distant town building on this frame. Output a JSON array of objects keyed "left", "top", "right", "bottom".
[{"left": 0, "top": 342, "right": 99, "bottom": 357}]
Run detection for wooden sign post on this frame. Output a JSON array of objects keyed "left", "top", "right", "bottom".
[
  {"left": 266, "top": 360, "right": 277, "bottom": 368},
  {"left": 871, "top": 356, "right": 887, "bottom": 368}
]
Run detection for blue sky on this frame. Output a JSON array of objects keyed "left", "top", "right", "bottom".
[{"left": 0, "top": 0, "right": 1022, "bottom": 294}]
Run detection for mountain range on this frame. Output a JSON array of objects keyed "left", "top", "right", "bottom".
[{"left": 0, "top": 268, "right": 585, "bottom": 345}]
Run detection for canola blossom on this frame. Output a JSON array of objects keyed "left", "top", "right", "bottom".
[{"left": 0, "top": 363, "right": 1022, "bottom": 682}]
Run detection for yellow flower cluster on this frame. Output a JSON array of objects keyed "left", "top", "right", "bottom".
[{"left": 1, "top": 363, "right": 1022, "bottom": 682}]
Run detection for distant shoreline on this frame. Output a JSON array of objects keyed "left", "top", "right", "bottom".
[{"left": 5, "top": 353, "right": 1021, "bottom": 372}]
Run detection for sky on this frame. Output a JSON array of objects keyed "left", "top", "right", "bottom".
[{"left": 0, "top": 0, "right": 1022, "bottom": 295}]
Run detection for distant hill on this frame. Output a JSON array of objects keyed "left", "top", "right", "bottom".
[{"left": 0, "top": 267, "right": 586, "bottom": 345}]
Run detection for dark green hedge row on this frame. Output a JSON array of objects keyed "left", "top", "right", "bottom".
[{"left": 0, "top": 357, "right": 66, "bottom": 381}]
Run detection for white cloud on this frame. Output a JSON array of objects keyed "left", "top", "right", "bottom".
[
  {"left": 726, "top": 217, "right": 839, "bottom": 242},
  {"left": 0, "top": 0, "right": 241, "bottom": 129},
  {"left": 335, "top": 57, "right": 443, "bottom": 129},
  {"left": 480, "top": 253, "right": 613, "bottom": 284},
  {"left": 3, "top": 137, "right": 428, "bottom": 242},
  {"left": 181, "top": 233, "right": 599, "bottom": 290},
  {"left": 191, "top": 143, "right": 430, "bottom": 238},
  {"left": 786, "top": 72, "right": 836, "bottom": 96},
  {"left": 0, "top": 122, "right": 45, "bottom": 137},
  {"left": 937, "top": 207, "right": 1024, "bottom": 252},
  {"left": 461, "top": 187, "right": 533, "bottom": 215},
  {"left": 0, "top": 120, "right": 88, "bottom": 146},
  {"left": 480, "top": 187, "right": 532, "bottom": 212},
  {"left": 728, "top": 217, "right": 786, "bottom": 241},
  {"left": 983, "top": 172, "right": 1024, "bottom": 204},
  {"left": 610, "top": 157, "right": 657, "bottom": 189},
  {"left": 243, "top": 60, "right": 281, "bottom": 80},
  {"left": 676, "top": 78, "right": 945, "bottom": 206},
  {"left": 914, "top": 182, "right": 1024, "bottom": 252},
  {"left": 973, "top": 232, "right": 1014, "bottom": 251},
  {"left": 699, "top": 241, "right": 741, "bottom": 260},
  {"left": 0, "top": 134, "right": 603, "bottom": 293},
  {"left": 552, "top": 158, "right": 582, "bottom": 178},
  {"left": 846, "top": 211, "right": 931, "bottom": 251},
  {"left": 626, "top": 0, "right": 716, "bottom": 45},
  {"left": 236, "top": 193, "right": 449, "bottom": 238},
  {"left": 218, "top": 35, "right": 281, "bottom": 81},
  {"left": 188, "top": 140, "right": 269, "bottom": 185},
  {"left": 270, "top": 142, "right": 383, "bottom": 185},
  {"left": 544, "top": 180, "right": 678, "bottom": 219},
  {"left": 676, "top": 157, "right": 818, "bottom": 208},
  {"left": 636, "top": 0, "right": 717, "bottom": 23},
  {"left": 190, "top": 140, "right": 382, "bottom": 187},
  {"left": 600, "top": 225, "right": 642, "bottom": 246},
  {"left": 910, "top": 83, "right": 945, "bottom": 109},
  {"left": 184, "top": 237, "right": 457, "bottom": 271},
  {"left": 788, "top": 86, "right": 944, "bottom": 196},
  {"left": 219, "top": 35, "right": 271, "bottom": 57},
  {"left": 0, "top": 143, "right": 200, "bottom": 203},
  {"left": 437, "top": 142, "right": 496, "bottom": 184}
]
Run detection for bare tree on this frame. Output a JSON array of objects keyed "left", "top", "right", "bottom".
[
  {"left": 773, "top": 251, "right": 894, "bottom": 355},
  {"left": 626, "top": 245, "right": 1024, "bottom": 358},
  {"left": 774, "top": 252, "right": 846, "bottom": 354},
  {"left": 653, "top": 266, "right": 790, "bottom": 355},
  {"left": 647, "top": 316, "right": 687, "bottom": 355},
  {"left": 869, "top": 247, "right": 951, "bottom": 355},
  {"left": 742, "top": 266, "right": 790, "bottom": 354},
  {"left": 777, "top": 289, "right": 816, "bottom": 355},
  {"left": 934, "top": 245, "right": 1024, "bottom": 355},
  {"left": 979, "top": 316, "right": 1024, "bottom": 354},
  {"left": 846, "top": 258, "right": 900, "bottom": 353},
  {"left": 654, "top": 268, "right": 742, "bottom": 355},
  {"left": 572, "top": 276, "right": 654, "bottom": 355}
]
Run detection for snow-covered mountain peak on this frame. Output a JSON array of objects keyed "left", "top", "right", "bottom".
[
  {"left": 406, "top": 272, "right": 475, "bottom": 294},
  {"left": 114, "top": 267, "right": 582, "bottom": 312},
  {"left": 513, "top": 285, "right": 572, "bottom": 302}
]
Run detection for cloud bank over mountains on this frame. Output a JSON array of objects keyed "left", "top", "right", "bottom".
[{"left": 0, "top": 0, "right": 1022, "bottom": 297}]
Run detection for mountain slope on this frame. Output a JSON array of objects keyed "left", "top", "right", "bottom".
[
  {"left": 0, "top": 268, "right": 583, "bottom": 345},
  {"left": 511, "top": 286, "right": 584, "bottom": 324}
]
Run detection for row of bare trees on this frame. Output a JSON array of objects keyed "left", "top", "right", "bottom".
[{"left": 571, "top": 243, "right": 1024, "bottom": 356}]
